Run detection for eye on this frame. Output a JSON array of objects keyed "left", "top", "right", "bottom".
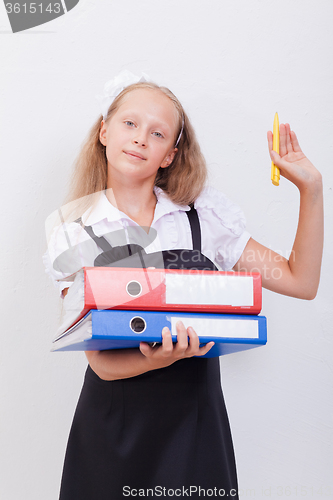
[
  {"left": 153, "top": 131, "right": 164, "bottom": 138},
  {"left": 125, "top": 120, "right": 135, "bottom": 127}
]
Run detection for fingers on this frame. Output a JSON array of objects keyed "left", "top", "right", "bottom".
[
  {"left": 161, "top": 326, "right": 174, "bottom": 354},
  {"left": 284, "top": 124, "right": 294, "bottom": 154},
  {"left": 197, "top": 341, "right": 215, "bottom": 356},
  {"left": 268, "top": 122, "right": 303, "bottom": 160},
  {"left": 185, "top": 326, "right": 200, "bottom": 354},
  {"left": 139, "top": 341, "right": 152, "bottom": 357},
  {"left": 267, "top": 131, "right": 273, "bottom": 155},
  {"left": 283, "top": 123, "right": 302, "bottom": 153},
  {"left": 290, "top": 130, "right": 302, "bottom": 152},
  {"left": 279, "top": 123, "right": 288, "bottom": 156},
  {"left": 139, "top": 327, "right": 173, "bottom": 359},
  {"left": 175, "top": 322, "right": 213, "bottom": 358},
  {"left": 140, "top": 322, "right": 215, "bottom": 362},
  {"left": 174, "top": 321, "right": 192, "bottom": 355}
]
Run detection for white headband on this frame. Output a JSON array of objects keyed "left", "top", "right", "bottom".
[{"left": 96, "top": 70, "right": 184, "bottom": 147}]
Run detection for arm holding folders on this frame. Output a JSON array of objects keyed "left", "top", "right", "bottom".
[
  {"left": 89, "top": 318, "right": 216, "bottom": 381},
  {"left": 58, "top": 266, "right": 262, "bottom": 335}
]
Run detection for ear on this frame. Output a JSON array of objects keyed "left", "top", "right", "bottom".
[
  {"left": 99, "top": 120, "right": 107, "bottom": 146},
  {"left": 161, "top": 148, "right": 178, "bottom": 168}
]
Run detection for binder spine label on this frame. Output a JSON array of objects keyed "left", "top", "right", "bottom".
[
  {"left": 165, "top": 274, "right": 254, "bottom": 307},
  {"left": 170, "top": 316, "right": 259, "bottom": 339}
]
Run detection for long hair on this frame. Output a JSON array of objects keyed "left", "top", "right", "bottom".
[{"left": 64, "top": 81, "right": 207, "bottom": 219}]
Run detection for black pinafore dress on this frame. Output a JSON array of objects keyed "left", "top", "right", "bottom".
[{"left": 59, "top": 207, "right": 239, "bottom": 499}]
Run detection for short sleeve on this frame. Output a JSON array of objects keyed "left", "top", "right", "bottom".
[
  {"left": 194, "top": 186, "right": 251, "bottom": 270},
  {"left": 42, "top": 221, "right": 97, "bottom": 296}
]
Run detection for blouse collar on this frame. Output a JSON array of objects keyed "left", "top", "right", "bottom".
[{"left": 82, "top": 187, "right": 190, "bottom": 227}]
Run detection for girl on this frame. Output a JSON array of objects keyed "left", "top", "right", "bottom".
[{"left": 43, "top": 71, "right": 323, "bottom": 499}]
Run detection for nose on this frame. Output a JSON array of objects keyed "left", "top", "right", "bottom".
[
  {"left": 133, "top": 129, "right": 148, "bottom": 147},
  {"left": 134, "top": 139, "right": 146, "bottom": 147}
]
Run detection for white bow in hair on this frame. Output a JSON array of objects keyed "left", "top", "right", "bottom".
[{"left": 96, "top": 69, "right": 150, "bottom": 120}]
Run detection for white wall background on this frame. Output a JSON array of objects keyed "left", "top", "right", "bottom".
[{"left": 1, "top": 1, "right": 332, "bottom": 499}]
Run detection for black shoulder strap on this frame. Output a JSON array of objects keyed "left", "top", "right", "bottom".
[
  {"left": 75, "top": 209, "right": 202, "bottom": 254},
  {"left": 74, "top": 217, "right": 114, "bottom": 253},
  {"left": 186, "top": 205, "right": 201, "bottom": 252}
]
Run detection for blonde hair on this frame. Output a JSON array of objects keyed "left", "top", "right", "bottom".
[{"left": 64, "top": 81, "right": 207, "bottom": 218}]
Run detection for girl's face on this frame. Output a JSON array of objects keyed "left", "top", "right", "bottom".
[{"left": 99, "top": 88, "right": 179, "bottom": 186}]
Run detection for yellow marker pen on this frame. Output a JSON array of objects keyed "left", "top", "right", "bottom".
[{"left": 271, "top": 112, "right": 280, "bottom": 186}]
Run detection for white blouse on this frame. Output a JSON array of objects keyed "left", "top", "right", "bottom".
[{"left": 43, "top": 186, "right": 251, "bottom": 296}]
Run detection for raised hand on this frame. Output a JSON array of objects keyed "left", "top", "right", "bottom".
[{"left": 267, "top": 123, "right": 322, "bottom": 193}]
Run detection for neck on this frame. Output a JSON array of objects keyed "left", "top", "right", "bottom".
[{"left": 105, "top": 177, "right": 157, "bottom": 229}]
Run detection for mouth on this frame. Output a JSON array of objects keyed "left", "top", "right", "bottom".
[{"left": 124, "top": 151, "right": 146, "bottom": 161}]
